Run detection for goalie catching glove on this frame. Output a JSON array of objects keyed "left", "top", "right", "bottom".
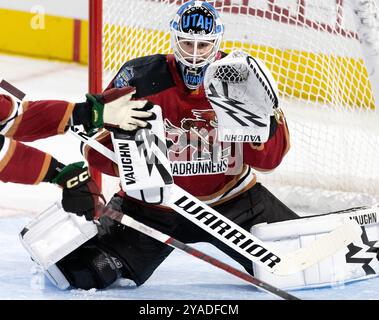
[
  {"left": 50, "top": 162, "right": 105, "bottom": 221},
  {"left": 204, "top": 50, "right": 280, "bottom": 143}
]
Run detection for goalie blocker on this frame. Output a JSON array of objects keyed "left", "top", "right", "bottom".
[{"left": 251, "top": 205, "right": 379, "bottom": 289}]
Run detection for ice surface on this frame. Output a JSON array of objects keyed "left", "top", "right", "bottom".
[{"left": 1, "top": 215, "right": 379, "bottom": 300}]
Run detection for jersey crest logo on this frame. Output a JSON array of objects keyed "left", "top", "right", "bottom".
[
  {"left": 114, "top": 66, "right": 134, "bottom": 88},
  {"left": 165, "top": 109, "right": 231, "bottom": 176}
]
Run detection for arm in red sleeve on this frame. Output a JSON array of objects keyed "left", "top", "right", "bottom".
[
  {"left": 82, "top": 130, "right": 119, "bottom": 177},
  {"left": 1, "top": 98, "right": 75, "bottom": 142},
  {"left": 243, "top": 111, "right": 290, "bottom": 171},
  {"left": 0, "top": 135, "right": 53, "bottom": 184}
]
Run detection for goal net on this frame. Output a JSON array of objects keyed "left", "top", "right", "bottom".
[{"left": 91, "top": 0, "right": 379, "bottom": 212}]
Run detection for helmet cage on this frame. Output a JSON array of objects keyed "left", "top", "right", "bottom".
[{"left": 171, "top": 30, "right": 222, "bottom": 69}]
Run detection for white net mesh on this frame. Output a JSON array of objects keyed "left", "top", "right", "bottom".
[{"left": 100, "top": 0, "right": 379, "bottom": 211}]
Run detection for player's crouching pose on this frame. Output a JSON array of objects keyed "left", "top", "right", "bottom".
[
  {"left": 26, "top": 1, "right": 302, "bottom": 291},
  {"left": 0, "top": 86, "right": 154, "bottom": 219}
]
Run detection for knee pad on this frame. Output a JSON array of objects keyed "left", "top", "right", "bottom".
[{"left": 56, "top": 244, "right": 124, "bottom": 290}]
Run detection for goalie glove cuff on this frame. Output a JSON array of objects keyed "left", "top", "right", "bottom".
[
  {"left": 43, "top": 157, "right": 66, "bottom": 183},
  {"left": 71, "top": 93, "right": 111, "bottom": 134},
  {"left": 51, "top": 161, "right": 89, "bottom": 187},
  {"left": 71, "top": 96, "right": 103, "bottom": 134},
  {"left": 86, "top": 93, "right": 105, "bottom": 129}
]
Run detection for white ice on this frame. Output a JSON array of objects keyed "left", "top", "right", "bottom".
[{"left": 0, "top": 53, "right": 378, "bottom": 300}]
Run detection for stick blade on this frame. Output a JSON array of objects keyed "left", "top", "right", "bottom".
[{"left": 273, "top": 219, "right": 362, "bottom": 275}]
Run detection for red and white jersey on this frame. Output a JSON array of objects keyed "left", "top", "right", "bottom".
[
  {"left": 0, "top": 94, "right": 74, "bottom": 184},
  {"left": 84, "top": 54, "right": 291, "bottom": 206}
]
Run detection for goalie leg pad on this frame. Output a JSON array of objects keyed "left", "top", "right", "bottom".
[
  {"left": 56, "top": 243, "right": 124, "bottom": 290},
  {"left": 19, "top": 201, "right": 98, "bottom": 269},
  {"left": 19, "top": 201, "right": 100, "bottom": 289},
  {"left": 45, "top": 264, "right": 71, "bottom": 290},
  {"left": 251, "top": 205, "right": 379, "bottom": 289}
]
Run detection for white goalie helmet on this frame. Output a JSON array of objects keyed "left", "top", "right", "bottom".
[{"left": 170, "top": 1, "right": 224, "bottom": 90}]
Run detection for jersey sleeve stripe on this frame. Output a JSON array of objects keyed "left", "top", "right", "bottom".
[
  {"left": 280, "top": 112, "right": 291, "bottom": 157},
  {"left": 0, "top": 138, "right": 16, "bottom": 172},
  {"left": 196, "top": 164, "right": 257, "bottom": 205},
  {"left": 5, "top": 112, "right": 22, "bottom": 137},
  {"left": 212, "top": 174, "right": 257, "bottom": 206},
  {"left": 2, "top": 97, "right": 17, "bottom": 123},
  {"left": 196, "top": 169, "right": 244, "bottom": 201},
  {"left": 0, "top": 103, "right": 21, "bottom": 134},
  {"left": 220, "top": 166, "right": 252, "bottom": 199},
  {"left": 3, "top": 101, "right": 29, "bottom": 137},
  {"left": 33, "top": 153, "right": 52, "bottom": 184},
  {"left": 58, "top": 102, "right": 75, "bottom": 134},
  {"left": 0, "top": 136, "right": 11, "bottom": 163}
]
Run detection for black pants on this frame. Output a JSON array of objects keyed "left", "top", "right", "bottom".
[{"left": 94, "top": 183, "right": 299, "bottom": 286}]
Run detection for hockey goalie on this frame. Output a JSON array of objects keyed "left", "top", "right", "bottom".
[{"left": 19, "top": 0, "right": 379, "bottom": 292}]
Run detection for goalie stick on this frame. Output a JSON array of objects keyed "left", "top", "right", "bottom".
[
  {"left": 70, "top": 127, "right": 362, "bottom": 275},
  {"left": 98, "top": 204, "right": 300, "bottom": 300},
  {"left": 0, "top": 79, "right": 26, "bottom": 100}
]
